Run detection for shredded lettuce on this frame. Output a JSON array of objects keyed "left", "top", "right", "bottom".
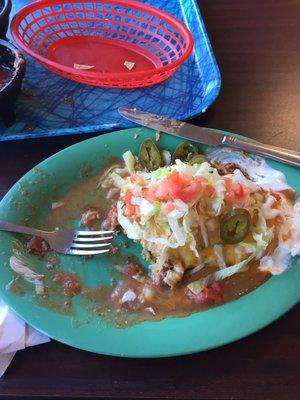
[
  {"left": 111, "top": 172, "right": 126, "bottom": 190},
  {"left": 161, "top": 150, "right": 171, "bottom": 166},
  {"left": 167, "top": 209, "right": 185, "bottom": 219},
  {"left": 140, "top": 199, "right": 155, "bottom": 217},
  {"left": 113, "top": 150, "right": 296, "bottom": 285},
  {"left": 167, "top": 217, "right": 186, "bottom": 246},
  {"left": 123, "top": 150, "right": 136, "bottom": 174},
  {"left": 139, "top": 167, "right": 171, "bottom": 185},
  {"left": 188, "top": 231, "right": 268, "bottom": 295},
  {"left": 240, "top": 242, "right": 257, "bottom": 254},
  {"left": 214, "top": 245, "right": 226, "bottom": 269},
  {"left": 9, "top": 256, "right": 45, "bottom": 295},
  {"left": 152, "top": 201, "right": 161, "bottom": 217},
  {"left": 140, "top": 200, "right": 161, "bottom": 225},
  {"left": 197, "top": 213, "right": 209, "bottom": 248},
  {"left": 188, "top": 252, "right": 254, "bottom": 295},
  {"left": 174, "top": 199, "right": 189, "bottom": 213},
  {"left": 173, "top": 159, "right": 198, "bottom": 176},
  {"left": 261, "top": 196, "right": 281, "bottom": 220},
  {"left": 232, "top": 169, "right": 258, "bottom": 192},
  {"left": 211, "top": 180, "right": 225, "bottom": 215},
  {"left": 183, "top": 210, "right": 199, "bottom": 257}
]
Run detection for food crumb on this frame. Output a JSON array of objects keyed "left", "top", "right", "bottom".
[
  {"left": 124, "top": 61, "right": 135, "bottom": 70},
  {"left": 133, "top": 132, "right": 139, "bottom": 139},
  {"left": 80, "top": 165, "right": 92, "bottom": 178},
  {"left": 81, "top": 210, "right": 101, "bottom": 228},
  {"left": 121, "top": 289, "right": 137, "bottom": 303},
  {"left": 51, "top": 201, "right": 65, "bottom": 210},
  {"left": 73, "top": 63, "right": 95, "bottom": 70},
  {"left": 155, "top": 131, "right": 161, "bottom": 142},
  {"left": 145, "top": 307, "right": 156, "bottom": 315},
  {"left": 23, "top": 123, "right": 33, "bottom": 132},
  {"left": 20, "top": 187, "right": 29, "bottom": 196},
  {"left": 47, "top": 254, "right": 58, "bottom": 270},
  {"left": 110, "top": 245, "right": 119, "bottom": 255},
  {"left": 61, "top": 95, "right": 73, "bottom": 105},
  {"left": 21, "top": 89, "right": 32, "bottom": 98}
]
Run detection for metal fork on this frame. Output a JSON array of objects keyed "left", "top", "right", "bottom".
[{"left": 0, "top": 220, "right": 114, "bottom": 256}]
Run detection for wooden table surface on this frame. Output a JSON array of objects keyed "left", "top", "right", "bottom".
[{"left": 0, "top": 0, "right": 299, "bottom": 399}]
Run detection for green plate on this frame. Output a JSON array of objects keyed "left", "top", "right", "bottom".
[{"left": 0, "top": 127, "right": 299, "bottom": 358}]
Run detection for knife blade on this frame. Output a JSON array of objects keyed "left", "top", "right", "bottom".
[
  {"left": 118, "top": 107, "right": 300, "bottom": 168},
  {"left": 119, "top": 106, "right": 224, "bottom": 147}
]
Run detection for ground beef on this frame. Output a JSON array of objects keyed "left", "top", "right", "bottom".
[
  {"left": 211, "top": 161, "right": 238, "bottom": 175},
  {"left": 152, "top": 259, "right": 184, "bottom": 289},
  {"left": 46, "top": 254, "right": 58, "bottom": 270},
  {"left": 80, "top": 210, "right": 101, "bottom": 229},
  {"left": 212, "top": 161, "right": 250, "bottom": 179},
  {"left": 101, "top": 205, "right": 119, "bottom": 231},
  {"left": 27, "top": 236, "right": 48, "bottom": 255},
  {"left": 53, "top": 272, "right": 81, "bottom": 296},
  {"left": 124, "top": 259, "right": 144, "bottom": 277}
]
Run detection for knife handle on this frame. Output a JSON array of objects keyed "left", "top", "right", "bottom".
[{"left": 222, "top": 136, "right": 300, "bottom": 168}]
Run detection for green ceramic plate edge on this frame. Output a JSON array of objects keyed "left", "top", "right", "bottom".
[{"left": 0, "top": 127, "right": 299, "bottom": 358}]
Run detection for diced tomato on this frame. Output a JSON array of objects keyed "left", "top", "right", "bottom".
[
  {"left": 225, "top": 191, "right": 237, "bottom": 206},
  {"left": 203, "top": 184, "right": 216, "bottom": 198},
  {"left": 224, "top": 178, "right": 249, "bottom": 205},
  {"left": 186, "top": 281, "right": 223, "bottom": 304},
  {"left": 123, "top": 192, "right": 141, "bottom": 220},
  {"left": 101, "top": 205, "right": 118, "bottom": 230},
  {"left": 145, "top": 187, "right": 157, "bottom": 202},
  {"left": 211, "top": 281, "right": 222, "bottom": 292},
  {"left": 162, "top": 201, "right": 175, "bottom": 215},
  {"left": 203, "top": 281, "right": 223, "bottom": 302},
  {"left": 124, "top": 190, "right": 133, "bottom": 205},
  {"left": 130, "top": 174, "right": 144, "bottom": 185},
  {"left": 179, "top": 178, "right": 203, "bottom": 203},
  {"left": 234, "top": 183, "right": 244, "bottom": 197},
  {"left": 224, "top": 178, "right": 233, "bottom": 191},
  {"left": 148, "top": 172, "right": 203, "bottom": 203},
  {"left": 168, "top": 184, "right": 183, "bottom": 200},
  {"left": 165, "top": 172, "right": 187, "bottom": 200},
  {"left": 124, "top": 204, "right": 136, "bottom": 218},
  {"left": 155, "top": 180, "right": 172, "bottom": 200}
]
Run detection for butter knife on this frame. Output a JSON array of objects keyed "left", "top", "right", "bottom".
[{"left": 119, "top": 107, "right": 300, "bottom": 168}]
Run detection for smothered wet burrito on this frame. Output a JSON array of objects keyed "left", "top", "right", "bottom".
[
  {"left": 97, "top": 140, "right": 300, "bottom": 310},
  {"left": 9, "top": 138, "right": 299, "bottom": 325}
]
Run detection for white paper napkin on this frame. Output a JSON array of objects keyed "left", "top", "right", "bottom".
[{"left": 0, "top": 299, "right": 49, "bottom": 377}]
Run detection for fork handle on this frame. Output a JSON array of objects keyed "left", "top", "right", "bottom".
[{"left": 0, "top": 220, "right": 48, "bottom": 238}]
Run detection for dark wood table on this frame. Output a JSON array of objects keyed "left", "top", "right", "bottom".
[{"left": 0, "top": 0, "right": 299, "bottom": 399}]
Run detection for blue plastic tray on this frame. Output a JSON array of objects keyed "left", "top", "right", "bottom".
[{"left": 0, "top": 0, "right": 221, "bottom": 141}]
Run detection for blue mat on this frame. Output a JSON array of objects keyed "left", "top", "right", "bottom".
[{"left": 0, "top": 0, "right": 221, "bottom": 141}]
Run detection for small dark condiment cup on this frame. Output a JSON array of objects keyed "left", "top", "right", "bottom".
[
  {"left": 0, "top": 39, "right": 26, "bottom": 127},
  {"left": 0, "top": 0, "right": 12, "bottom": 39}
]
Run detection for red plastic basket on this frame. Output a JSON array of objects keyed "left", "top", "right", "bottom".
[{"left": 11, "top": 0, "right": 194, "bottom": 88}]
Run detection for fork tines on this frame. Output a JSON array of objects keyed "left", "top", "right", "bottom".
[{"left": 69, "top": 230, "right": 114, "bottom": 256}]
